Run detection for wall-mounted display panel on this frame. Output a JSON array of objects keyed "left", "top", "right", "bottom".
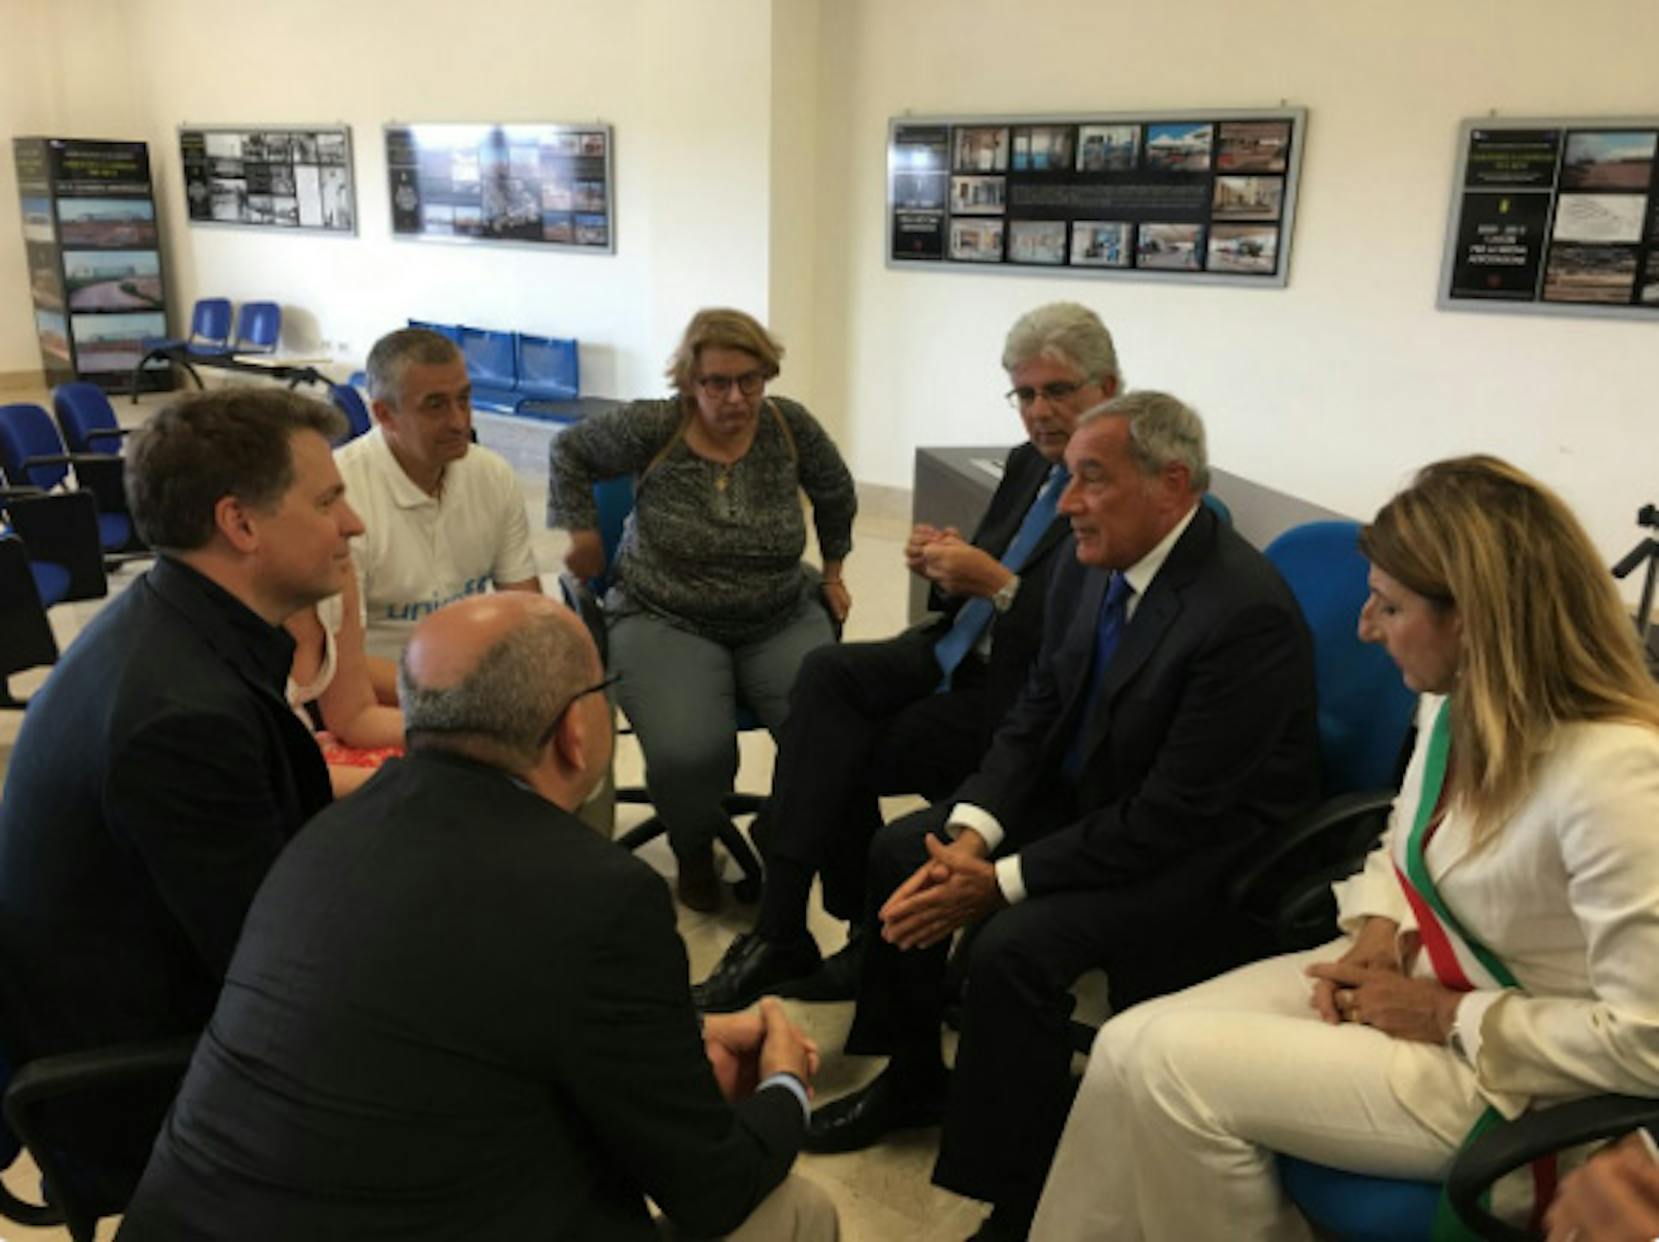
[
  {"left": 12, "top": 136, "right": 173, "bottom": 392},
  {"left": 384, "top": 123, "right": 615, "bottom": 252},
  {"left": 1440, "top": 117, "right": 1659, "bottom": 320},
  {"left": 179, "top": 125, "right": 356, "bottom": 233},
  {"left": 887, "top": 109, "right": 1305, "bottom": 286}
]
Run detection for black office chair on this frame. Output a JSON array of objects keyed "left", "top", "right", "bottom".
[{"left": 0, "top": 1035, "right": 196, "bottom": 1242}]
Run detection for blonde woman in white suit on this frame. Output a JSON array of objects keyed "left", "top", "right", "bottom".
[{"left": 1031, "top": 456, "right": 1659, "bottom": 1242}]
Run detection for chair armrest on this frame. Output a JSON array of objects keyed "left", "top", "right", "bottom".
[
  {"left": 82, "top": 427, "right": 133, "bottom": 449},
  {"left": 20, "top": 453, "right": 74, "bottom": 472},
  {"left": 1226, "top": 789, "right": 1396, "bottom": 950},
  {"left": 67, "top": 454, "right": 129, "bottom": 521},
  {"left": 0, "top": 485, "right": 48, "bottom": 500},
  {"left": 3, "top": 1035, "right": 195, "bottom": 1230},
  {"left": 1447, "top": 1095, "right": 1659, "bottom": 1241}
]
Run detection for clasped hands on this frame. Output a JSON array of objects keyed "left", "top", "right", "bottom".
[
  {"left": 879, "top": 830, "right": 1004, "bottom": 951},
  {"left": 906, "top": 524, "right": 1014, "bottom": 600},
  {"left": 1305, "top": 916, "right": 1463, "bottom": 1045},
  {"left": 702, "top": 996, "right": 821, "bottom": 1103}
]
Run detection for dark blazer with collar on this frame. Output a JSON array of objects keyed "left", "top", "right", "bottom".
[
  {"left": 922, "top": 441, "right": 1072, "bottom": 730},
  {"left": 955, "top": 504, "right": 1321, "bottom": 898},
  {"left": 0, "top": 556, "right": 329, "bottom": 1201},
  {"left": 120, "top": 750, "right": 805, "bottom": 1242}
]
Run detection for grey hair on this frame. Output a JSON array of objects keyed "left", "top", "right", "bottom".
[
  {"left": 366, "top": 327, "right": 463, "bottom": 405},
  {"left": 1001, "top": 302, "right": 1122, "bottom": 389},
  {"left": 1079, "top": 390, "right": 1210, "bottom": 493},
  {"left": 398, "top": 609, "right": 594, "bottom": 771}
]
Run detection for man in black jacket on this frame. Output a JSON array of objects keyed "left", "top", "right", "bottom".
[
  {"left": 0, "top": 388, "right": 354, "bottom": 1207},
  {"left": 694, "top": 303, "right": 1121, "bottom": 1012},
  {"left": 120, "top": 593, "right": 837, "bottom": 1242},
  {"left": 804, "top": 392, "right": 1321, "bottom": 1241}
]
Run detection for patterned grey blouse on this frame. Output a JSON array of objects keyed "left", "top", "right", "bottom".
[{"left": 547, "top": 396, "right": 856, "bottom": 645}]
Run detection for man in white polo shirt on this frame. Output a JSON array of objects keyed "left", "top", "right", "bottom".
[{"left": 337, "top": 327, "right": 541, "bottom": 683}]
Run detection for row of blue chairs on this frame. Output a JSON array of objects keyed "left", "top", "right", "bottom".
[
  {"left": 407, "top": 319, "right": 580, "bottom": 417},
  {"left": 0, "top": 388, "right": 146, "bottom": 563},
  {"left": 130, "top": 299, "right": 283, "bottom": 401},
  {"left": 0, "top": 385, "right": 129, "bottom": 708}
]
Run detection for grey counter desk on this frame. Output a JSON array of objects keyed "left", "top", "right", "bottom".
[{"left": 911, "top": 445, "right": 1352, "bottom": 622}]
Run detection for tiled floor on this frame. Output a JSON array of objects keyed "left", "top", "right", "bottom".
[{"left": 0, "top": 378, "right": 1002, "bottom": 1240}]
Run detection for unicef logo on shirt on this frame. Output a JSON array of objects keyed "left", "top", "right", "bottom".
[{"left": 383, "top": 575, "right": 496, "bottom": 621}]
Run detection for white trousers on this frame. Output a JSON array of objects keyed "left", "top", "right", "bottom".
[{"left": 1030, "top": 942, "right": 1476, "bottom": 1242}]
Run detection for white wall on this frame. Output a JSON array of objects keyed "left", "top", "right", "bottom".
[
  {"left": 6, "top": 0, "right": 1659, "bottom": 580},
  {"left": 814, "top": 0, "right": 1659, "bottom": 577},
  {"left": 107, "top": 0, "right": 780, "bottom": 402}
]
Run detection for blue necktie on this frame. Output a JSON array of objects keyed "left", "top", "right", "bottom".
[
  {"left": 1062, "top": 571, "right": 1133, "bottom": 784},
  {"left": 933, "top": 466, "right": 1069, "bottom": 685}
]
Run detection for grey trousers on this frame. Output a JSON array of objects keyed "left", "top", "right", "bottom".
[{"left": 609, "top": 596, "right": 834, "bottom": 861}]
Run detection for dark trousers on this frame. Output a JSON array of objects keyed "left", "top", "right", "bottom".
[
  {"left": 760, "top": 629, "right": 986, "bottom": 927},
  {"left": 846, "top": 802, "right": 1260, "bottom": 1215}
]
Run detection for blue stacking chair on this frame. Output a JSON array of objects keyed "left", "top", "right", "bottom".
[
  {"left": 53, "top": 382, "right": 133, "bottom": 455},
  {"left": 459, "top": 326, "right": 519, "bottom": 412},
  {"left": 129, "top": 298, "right": 234, "bottom": 400},
  {"left": 138, "top": 297, "right": 233, "bottom": 359},
  {"left": 231, "top": 301, "right": 282, "bottom": 354},
  {"left": 0, "top": 404, "right": 143, "bottom": 560},
  {"left": 514, "top": 333, "right": 581, "bottom": 413},
  {"left": 326, "top": 383, "right": 373, "bottom": 445}
]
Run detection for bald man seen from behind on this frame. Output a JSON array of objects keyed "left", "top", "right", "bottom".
[{"left": 119, "top": 594, "right": 839, "bottom": 1242}]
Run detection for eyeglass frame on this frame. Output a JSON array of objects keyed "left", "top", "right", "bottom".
[
  {"left": 534, "top": 673, "right": 621, "bottom": 750},
  {"left": 1004, "top": 379, "right": 1096, "bottom": 410},
  {"left": 695, "top": 370, "right": 768, "bottom": 399}
]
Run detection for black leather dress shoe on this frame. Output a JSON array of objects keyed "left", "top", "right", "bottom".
[
  {"left": 804, "top": 1070, "right": 946, "bottom": 1154},
  {"left": 773, "top": 925, "right": 865, "bottom": 1003},
  {"left": 691, "top": 932, "right": 821, "bottom": 1013}
]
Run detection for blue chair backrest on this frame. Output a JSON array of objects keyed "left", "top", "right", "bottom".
[
  {"left": 407, "top": 319, "right": 464, "bottom": 344},
  {"left": 1202, "top": 491, "right": 1233, "bottom": 526},
  {"left": 190, "top": 297, "right": 233, "bottom": 347},
  {"left": 515, "top": 333, "right": 580, "bottom": 400},
  {"left": 327, "top": 384, "right": 373, "bottom": 445},
  {"left": 459, "top": 326, "right": 517, "bottom": 387},
  {"left": 0, "top": 403, "right": 70, "bottom": 491},
  {"left": 593, "top": 473, "right": 636, "bottom": 586},
  {"left": 1264, "top": 520, "right": 1417, "bottom": 796},
  {"left": 234, "top": 301, "right": 281, "bottom": 353},
  {"left": 52, "top": 382, "right": 121, "bottom": 454}
]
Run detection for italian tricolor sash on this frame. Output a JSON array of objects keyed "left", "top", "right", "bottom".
[{"left": 1390, "top": 700, "right": 1556, "bottom": 1240}]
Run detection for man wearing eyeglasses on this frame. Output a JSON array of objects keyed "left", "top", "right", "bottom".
[
  {"left": 694, "top": 303, "right": 1119, "bottom": 1012},
  {"left": 120, "top": 593, "right": 839, "bottom": 1242}
]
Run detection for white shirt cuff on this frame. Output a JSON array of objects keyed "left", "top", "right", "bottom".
[
  {"left": 758, "top": 1072, "right": 811, "bottom": 1123},
  {"left": 948, "top": 803, "right": 1005, "bottom": 853},
  {"left": 994, "top": 855, "right": 1027, "bottom": 905},
  {"left": 1450, "top": 990, "right": 1504, "bottom": 1066}
]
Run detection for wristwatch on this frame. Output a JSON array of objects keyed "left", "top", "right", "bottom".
[{"left": 992, "top": 574, "right": 1021, "bottom": 614}]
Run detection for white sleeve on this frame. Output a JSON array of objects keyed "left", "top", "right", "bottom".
[
  {"left": 1474, "top": 730, "right": 1659, "bottom": 1102},
  {"left": 490, "top": 455, "right": 540, "bottom": 585}
]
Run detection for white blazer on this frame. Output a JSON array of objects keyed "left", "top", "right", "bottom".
[{"left": 1333, "top": 695, "right": 1659, "bottom": 1143}]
